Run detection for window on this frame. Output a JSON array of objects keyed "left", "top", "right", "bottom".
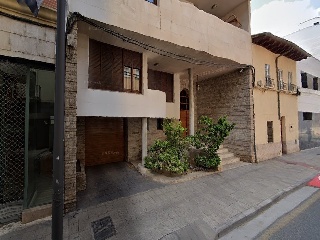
[
  {"left": 278, "top": 70, "right": 284, "bottom": 90},
  {"left": 265, "top": 64, "right": 270, "bottom": 79},
  {"left": 180, "top": 89, "right": 189, "bottom": 110},
  {"left": 123, "top": 67, "right": 140, "bottom": 92},
  {"left": 146, "top": 0, "right": 157, "bottom": 5},
  {"left": 133, "top": 68, "right": 140, "bottom": 91},
  {"left": 313, "top": 77, "right": 318, "bottom": 90},
  {"left": 89, "top": 39, "right": 142, "bottom": 93},
  {"left": 301, "top": 72, "right": 308, "bottom": 88},
  {"left": 303, "top": 112, "right": 312, "bottom": 121},
  {"left": 267, "top": 121, "right": 273, "bottom": 143},
  {"left": 124, "top": 67, "right": 132, "bottom": 90},
  {"left": 157, "top": 118, "right": 163, "bottom": 130},
  {"left": 288, "top": 72, "right": 292, "bottom": 90}
]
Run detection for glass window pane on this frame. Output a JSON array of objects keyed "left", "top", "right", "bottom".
[
  {"left": 124, "top": 67, "right": 131, "bottom": 90},
  {"left": 133, "top": 68, "right": 140, "bottom": 91}
]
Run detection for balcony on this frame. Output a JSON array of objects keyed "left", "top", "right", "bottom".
[
  {"left": 278, "top": 81, "right": 287, "bottom": 91},
  {"left": 288, "top": 83, "right": 297, "bottom": 94},
  {"left": 69, "top": 0, "right": 252, "bottom": 65},
  {"left": 265, "top": 77, "right": 275, "bottom": 89}
]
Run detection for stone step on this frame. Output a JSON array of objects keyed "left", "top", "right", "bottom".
[
  {"left": 218, "top": 152, "right": 234, "bottom": 160},
  {"left": 221, "top": 161, "right": 251, "bottom": 171},
  {"left": 220, "top": 156, "right": 241, "bottom": 166},
  {"left": 217, "top": 148, "right": 229, "bottom": 154}
]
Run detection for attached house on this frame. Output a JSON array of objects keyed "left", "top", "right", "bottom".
[
  {"left": 65, "top": 0, "right": 255, "bottom": 211},
  {"left": 251, "top": 33, "right": 310, "bottom": 161},
  {"left": 0, "top": 0, "right": 57, "bottom": 224},
  {"left": 285, "top": 20, "right": 320, "bottom": 150}
]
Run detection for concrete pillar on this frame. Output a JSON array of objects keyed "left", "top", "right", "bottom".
[
  {"left": 142, "top": 53, "right": 148, "bottom": 95},
  {"left": 142, "top": 117, "right": 148, "bottom": 165},
  {"left": 189, "top": 68, "right": 195, "bottom": 135}
]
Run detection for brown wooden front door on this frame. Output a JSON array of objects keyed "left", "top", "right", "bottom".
[
  {"left": 180, "top": 110, "right": 189, "bottom": 136},
  {"left": 85, "top": 117, "right": 124, "bottom": 166}
]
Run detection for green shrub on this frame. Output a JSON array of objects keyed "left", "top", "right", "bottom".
[
  {"left": 144, "top": 119, "right": 189, "bottom": 174},
  {"left": 190, "top": 116, "right": 235, "bottom": 169}
]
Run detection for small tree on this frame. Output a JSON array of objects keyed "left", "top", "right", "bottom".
[
  {"left": 144, "top": 119, "right": 189, "bottom": 174},
  {"left": 190, "top": 116, "right": 235, "bottom": 169}
]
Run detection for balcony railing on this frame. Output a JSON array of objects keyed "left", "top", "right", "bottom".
[
  {"left": 265, "top": 77, "right": 275, "bottom": 88},
  {"left": 288, "top": 83, "right": 297, "bottom": 93},
  {"left": 278, "top": 81, "right": 287, "bottom": 91}
]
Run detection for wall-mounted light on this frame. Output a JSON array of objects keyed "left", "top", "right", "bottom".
[{"left": 211, "top": 4, "right": 218, "bottom": 9}]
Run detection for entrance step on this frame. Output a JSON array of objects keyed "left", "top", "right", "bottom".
[{"left": 218, "top": 145, "right": 247, "bottom": 171}]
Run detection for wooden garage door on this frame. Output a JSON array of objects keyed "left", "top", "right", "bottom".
[{"left": 85, "top": 117, "right": 124, "bottom": 166}]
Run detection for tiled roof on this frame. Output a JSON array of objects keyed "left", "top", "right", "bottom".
[
  {"left": 252, "top": 32, "right": 311, "bottom": 61},
  {"left": 42, "top": 0, "right": 57, "bottom": 10}
]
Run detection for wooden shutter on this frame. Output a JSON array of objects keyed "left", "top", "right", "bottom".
[
  {"left": 112, "top": 46, "right": 123, "bottom": 91},
  {"left": 100, "top": 43, "right": 113, "bottom": 90},
  {"left": 89, "top": 39, "right": 101, "bottom": 89}
]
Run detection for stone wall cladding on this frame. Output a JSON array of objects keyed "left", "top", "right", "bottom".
[
  {"left": 256, "top": 142, "right": 282, "bottom": 161},
  {"left": 148, "top": 118, "right": 166, "bottom": 147},
  {"left": 196, "top": 70, "right": 255, "bottom": 162},
  {"left": 127, "top": 118, "right": 166, "bottom": 163},
  {"left": 76, "top": 117, "right": 86, "bottom": 192},
  {"left": 64, "top": 22, "right": 78, "bottom": 212},
  {"left": 127, "top": 118, "right": 142, "bottom": 162},
  {"left": 0, "top": 15, "right": 56, "bottom": 63}
]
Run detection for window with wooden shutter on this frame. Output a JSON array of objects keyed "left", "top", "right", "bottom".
[
  {"left": 148, "top": 69, "right": 174, "bottom": 102},
  {"left": 88, "top": 39, "right": 141, "bottom": 93}
]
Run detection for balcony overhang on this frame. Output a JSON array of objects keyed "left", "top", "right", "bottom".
[
  {"left": 182, "top": 0, "right": 247, "bottom": 18},
  {"left": 75, "top": 14, "right": 247, "bottom": 81},
  {"left": 252, "top": 32, "right": 311, "bottom": 61}
]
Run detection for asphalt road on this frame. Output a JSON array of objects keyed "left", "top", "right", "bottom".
[{"left": 258, "top": 189, "right": 320, "bottom": 240}]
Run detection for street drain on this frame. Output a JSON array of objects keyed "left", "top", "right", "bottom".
[{"left": 91, "top": 216, "right": 116, "bottom": 240}]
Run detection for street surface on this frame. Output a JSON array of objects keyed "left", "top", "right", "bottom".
[{"left": 258, "top": 189, "right": 320, "bottom": 240}]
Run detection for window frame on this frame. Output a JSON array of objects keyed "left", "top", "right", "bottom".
[
  {"left": 313, "top": 77, "right": 318, "bottom": 90},
  {"left": 303, "top": 112, "right": 312, "bottom": 121},
  {"left": 146, "top": 0, "right": 158, "bottom": 5},
  {"left": 123, "top": 66, "right": 141, "bottom": 93},
  {"left": 267, "top": 121, "right": 273, "bottom": 143},
  {"left": 288, "top": 71, "right": 292, "bottom": 90}
]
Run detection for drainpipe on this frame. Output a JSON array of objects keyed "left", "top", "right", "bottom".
[
  {"left": 248, "top": 65, "right": 258, "bottom": 163},
  {"left": 275, "top": 48, "right": 293, "bottom": 120},
  {"left": 275, "top": 55, "right": 281, "bottom": 120}
]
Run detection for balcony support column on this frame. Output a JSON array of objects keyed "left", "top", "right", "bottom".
[
  {"left": 142, "top": 117, "right": 148, "bottom": 166},
  {"left": 189, "top": 68, "right": 195, "bottom": 135}
]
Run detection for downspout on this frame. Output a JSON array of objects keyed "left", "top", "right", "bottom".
[
  {"left": 248, "top": 65, "right": 258, "bottom": 163},
  {"left": 275, "top": 48, "right": 293, "bottom": 120}
]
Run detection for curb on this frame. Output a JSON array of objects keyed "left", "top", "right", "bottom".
[{"left": 214, "top": 175, "right": 314, "bottom": 239}]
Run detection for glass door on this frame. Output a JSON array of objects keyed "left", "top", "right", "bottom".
[{"left": 25, "top": 68, "right": 55, "bottom": 208}]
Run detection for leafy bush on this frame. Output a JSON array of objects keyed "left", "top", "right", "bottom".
[
  {"left": 144, "top": 119, "right": 189, "bottom": 174},
  {"left": 190, "top": 116, "right": 235, "bottom": 169}
]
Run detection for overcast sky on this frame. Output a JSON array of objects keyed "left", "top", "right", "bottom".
[{"left": 251, "top": 0, "right": 320, "bottom": 36}]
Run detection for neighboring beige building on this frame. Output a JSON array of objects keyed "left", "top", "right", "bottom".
[{"left": 252, "top": 33, "right": 310, "bottom": 161}]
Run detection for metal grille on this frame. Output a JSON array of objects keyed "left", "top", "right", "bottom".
[{"left": 0, "top": 60, "right": 27, "bottom": 223}]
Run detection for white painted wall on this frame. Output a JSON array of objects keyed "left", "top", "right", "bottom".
[
  {"left": 76, "top": 33, "right": 180, "bottom": 119},
  {"left": 0, "top": 15, "right": 55, "bottom": 64},
  {"left": 69, "top": 0, "right": 252, "bottom": 65},
  {"left": 297, "top": 57, "right": 320, "bottom": 113}
]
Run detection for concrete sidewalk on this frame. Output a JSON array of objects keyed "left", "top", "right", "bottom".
[{"left": 1, "top": 147, "right": 320, "bottom": 240}]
